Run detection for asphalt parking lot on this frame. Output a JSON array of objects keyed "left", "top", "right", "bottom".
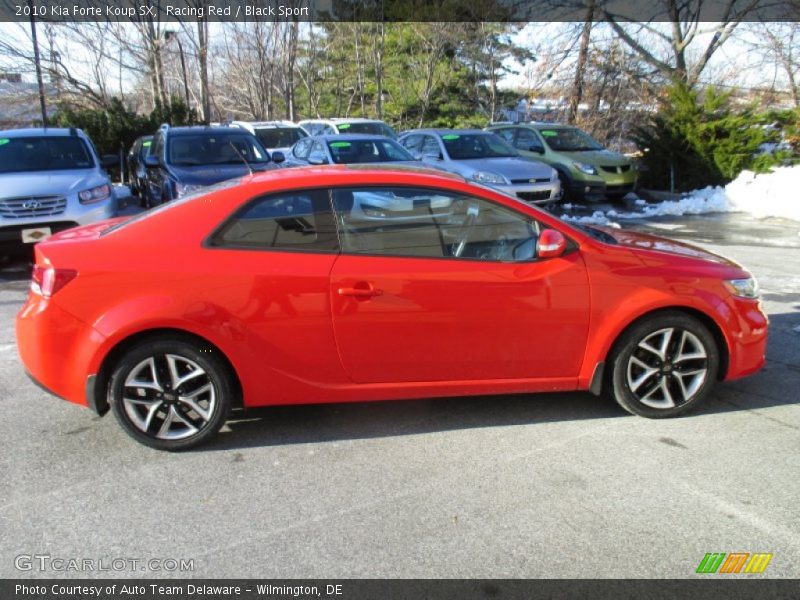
[{"left": 1, "top": 201, "right": 799, "bottom": 579}]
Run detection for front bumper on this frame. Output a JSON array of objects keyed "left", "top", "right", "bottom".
[
  {"left": 493, "top": 180, "right": 561, "bottom": 205},
  {"left": 570, "top": 172, "right": 638, "bottom": 199},
  {"left": 16, "top": 293, "right": 107, "bottom": 409},
  {"left": 723, "top": 297, "right": 768, "bottom": 381},
  {"left": 0, "top": 197, "right": 116, "bottom": 250}
]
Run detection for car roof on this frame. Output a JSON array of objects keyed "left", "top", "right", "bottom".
[
  {"left": 232, "top": 120, "right": 302, "bottom": 130},
  {"left": 166, "top": 126, "right": 251, "bottom": 136},
  {"left": 300, "top": 118, "right": 387, "bottom": 124},
  {"left": 401, "top": 128, "right": 495, "bottom": 136},
  {"left": 0, "top": 127, "right": 85, "bottom": 138},
  {"left": 313, "top": 134, "right": 399, "bottom": 142},
  {"left": 247, "top": 164, "right": 465, "bottom": 184}
]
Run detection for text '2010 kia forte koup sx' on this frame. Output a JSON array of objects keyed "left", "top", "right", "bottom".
[{"left": 16, "top": 166, "right": 767, "bottom": 450}]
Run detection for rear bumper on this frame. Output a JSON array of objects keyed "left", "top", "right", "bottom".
[
  {"left": 723, "top": 298, "right": 768, "bottom": 381},
  {"left": 16, "top": 294, "right": 107, "bottom": 409}
]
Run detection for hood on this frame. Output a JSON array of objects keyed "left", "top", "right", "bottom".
[
  {"left": 597, "top": 227, "right": 743, "bottom": 269},
  {"left": 557, "top": 149, "right": 630, "bottom": 166},
  {"left": 168, "top": 163, "right": 277, "bottom": 185},
  {"left": 0, "top": 169, "right": 107, "bottom": 199},
  {"left": 457, "top": 157, "right": 553, "bottom": 180}
]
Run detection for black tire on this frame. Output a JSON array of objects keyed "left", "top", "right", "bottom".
[
  {"left": 606, "top": 311, "right": 719, "bottom": 418},
  {"left": 556, "top": 171, "right": 573, "bottom": 203},
  {"left": 108, "top": 337, "right": 233, "bottom": 450}
]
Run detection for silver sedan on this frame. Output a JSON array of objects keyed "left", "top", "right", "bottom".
[{"left": 398, "top": 129, "right": 561, "bottom": 205}]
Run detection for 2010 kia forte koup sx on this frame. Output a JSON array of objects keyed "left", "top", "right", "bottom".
[{"left": 16, "top": 166, "right": 767, "bottom": 450}]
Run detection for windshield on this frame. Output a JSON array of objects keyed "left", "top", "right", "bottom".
[
  {"left": 326, "top": 139, "right": 415, "bottom": 164},
  {"left": 441, "top": 133, "right": 517, "bottom": 159},
  {"left": 336, "top": 122, "right": 398, "bottom": 139},
  {"left": 0, "top": 136, "right": 94, "bottom": 173},
  {"left": 255, "top": 127, "right": 307, "bottom": 149},
  {"left": 168, "top": 133, "right": 269, "bottom": 166},
  {"left": 538, "top": 127, "right": 604, "bottom": 152}
]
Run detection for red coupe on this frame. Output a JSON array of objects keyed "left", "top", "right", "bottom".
[{"left": 16, "top": 166, "right": 767, "bottom": 450}]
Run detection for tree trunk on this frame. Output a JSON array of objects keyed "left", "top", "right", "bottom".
[
  {"left": 197, "top": 14, "right": 211, "bottom": 124},
  {"left": 568, "top": 0, "right": 595, "bottom": 124}
]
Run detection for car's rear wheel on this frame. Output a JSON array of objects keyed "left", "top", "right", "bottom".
[
  {"left": 108, "top": 338, "right": 232, "bottom": 450},
  {"left": 607, "top": 312, "right": 719, "bottom": 418}
]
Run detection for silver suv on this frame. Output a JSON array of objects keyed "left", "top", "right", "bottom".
[
  {"left": 298, "top": 118, "right": 398, "bottom": 139},
  {"left": 0, "top": 127, "right": 117, "bottom": 252}
]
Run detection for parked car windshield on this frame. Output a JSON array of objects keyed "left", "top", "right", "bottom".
[
  {"left": 336, "top": 122, "right": 398, "bottom": 139},
  {"left": 0, "top": 136, "right": 94, "bottom": 173},
  {"left": 441, "top": 133, "right": 517, "bottom": 159},
  {"left": 254, "top": 127, "right": 307, "bottom": 149},
  {"left": 326, "top": 139, "right": 415, "bottom": 164},
  {"left": 538, "top": 127, "right": 604, "bottom": 152},
  {"left": 168, "top": 133, "right": 269, "bottom": 166}
]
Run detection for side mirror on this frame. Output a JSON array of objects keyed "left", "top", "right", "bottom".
[
  {"left": 271, "top": 151, "right": 286, "bottom": 164},
  {"left": 529, "top": 145, "right": 544, "bottom": 154},
  {"left": 101, "top": 154, "right": 118, "bottom": 169},
  {"left": 537, "top": 229, "right": 567, "bottom": 259},
  {"left": 144, "top": 155, "right": 160, "bottom": 169},
  {"left": 307, "top": 151, "right": 328, "bottom": 165}
]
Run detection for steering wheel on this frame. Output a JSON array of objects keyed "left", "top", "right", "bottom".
[{"left": 453, "top": 204, "right": 480, "bottom": 258}]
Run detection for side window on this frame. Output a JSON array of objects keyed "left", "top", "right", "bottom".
[
  {"left": 494, "top": 128, "right": 516, "bottom": 143},
  {"left": 515, "top": 129, "right": 544, "bottom": 152},
  {"left": 332, "top": 187, "right": 540, "bottom": 261},
  {"left": 400, "top": 134, "right": 423, "bottom": 155},
  {"left": 293, "top": 138, "right": 311, "bottom": 159},
  {"left": 210, "top": 189, "right": 338, "bottom": 251},
  {"left": 421, "top": 136, "right": 441, "bottom": 158}
]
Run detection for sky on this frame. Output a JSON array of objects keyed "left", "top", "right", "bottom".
[{"left": 0, "top": 20, "right": 794, "bottom": 98}]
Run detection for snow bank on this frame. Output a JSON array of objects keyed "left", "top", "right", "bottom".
[
  {"left": 725, "top": 166, "right": 800, "bottom": 222},
  {"left": 561, "top": 211, "right": 621, "bottom": 228}
]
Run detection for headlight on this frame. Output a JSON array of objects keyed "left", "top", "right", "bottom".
[
  {"left": 78, "top": 184, "right": 111, "bottom": 204},
  {"left": 175, "top": 183, "right": 204, "bottom": 198},
  {"left": 573, "top": 161, "right": 598, "bottom": 176},
  {"left": 472, "top": 171, "right": 507, "bottom": 185},
  {"left": 724, "top": 277, "right": 759, "bottom": 299}
]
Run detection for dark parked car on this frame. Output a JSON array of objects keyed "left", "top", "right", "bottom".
[
  {"left": 126, "top": 135, "right": 152, "bottom": 206},
  {"left": 143, "top": 125, "right": 274, "bottom": 207}
]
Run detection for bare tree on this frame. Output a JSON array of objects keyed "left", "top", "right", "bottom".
[{"left": 600, "top": 0, "right": 760, "bottom": 87}]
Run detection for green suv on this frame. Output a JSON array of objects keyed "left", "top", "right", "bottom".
[{"left": 487, "top": 123, "right": 637, "bottom": 202}]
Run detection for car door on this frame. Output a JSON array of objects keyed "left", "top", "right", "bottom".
[
  {"left": 328, "top": 185, "right": 591, "bottom": 384},
  {"left": 206, "top": 188, "right": 343, "bottom": 400}
]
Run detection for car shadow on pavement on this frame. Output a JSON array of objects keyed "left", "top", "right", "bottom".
[{"left": 206, "top": 391, "right": 625, "bottom": 451}]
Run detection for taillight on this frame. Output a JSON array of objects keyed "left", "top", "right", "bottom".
[{"left": 31, "top": 265, "right": 77, "bottom": 297}]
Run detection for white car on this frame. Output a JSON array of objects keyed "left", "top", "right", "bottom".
[
  {"left": 298, "top": 118, "right": 398, "bottom": 140},
  {"left": 230, "top": 120, "right": 309, "bottom": 156}
]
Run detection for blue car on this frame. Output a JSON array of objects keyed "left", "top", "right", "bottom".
[{"left": 143, "top": 124, "right": 276, "bottom": 207}]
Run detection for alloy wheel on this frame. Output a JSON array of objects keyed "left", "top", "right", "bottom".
[
  {"left": 122, "top": 354, "right": 216, "bottom": 440},
  {"left": 626, "top": 327, "right": 709, "bottom": 409}
]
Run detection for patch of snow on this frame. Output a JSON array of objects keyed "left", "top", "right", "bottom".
[
  {"left": 635, "top": 198, "right": 647, "bottom": 206},
  {"left": 561, "top": 210, "right": 621, "bottom": 228},
  {"left": 561, "top": 203, "right": 574, "bottom": 210},
  {"left": 793, "top": 325, "right": 800, "bottom": 334}
]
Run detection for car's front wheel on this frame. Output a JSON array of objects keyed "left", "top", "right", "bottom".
[
  {"left": 108, "top": 338, "right": 233, "bottom": 450},
  {"left": 607, "top": 312, "right": 720, "bottom": 418}
]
